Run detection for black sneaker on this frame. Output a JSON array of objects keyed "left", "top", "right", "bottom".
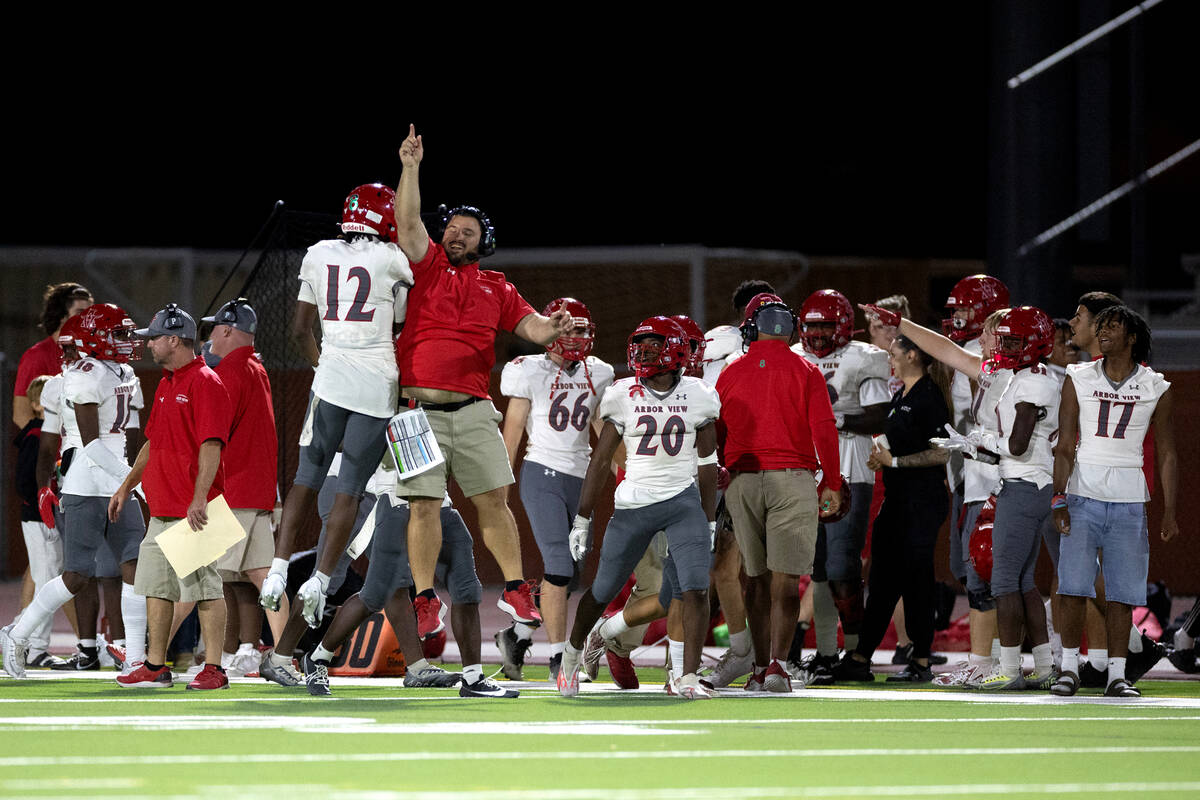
[
  {"left": 549, "top": 653, "right": 562, "bottom": 682},
  {"left": 50, "top": 646, "right": 99, "bottom": 671},
  {"left": 832, "top": 654, "right": 875, "bottom": 682},
  {"left": 494, "top": 625, "right": 532, "bottom": 681},
  {"left": 929, "top": 653, "right": 949, "bottom": 665},
  {"left": 459, "top": 675, "right": 520, "bottom": 698},
  {"left": 886, "top": 661, "right": 934, "bottom": 683},
  {"left": 891, "top": 644, "right": 913, "bottom": 665},
  {"left": 301, "top": 653, "right": 332, "bottom": 697},
  {"left": 1079, "top": 660, "right": 1107, "bottom": 688},
  {"left": 1127, "top": 634, "right": 1166, "bottom": 683},
  {"left": 1168, "top": 647, "right": 1199, "bottom": 674},
  {"left": 800, "top": 652, "right": 839, "bottom": 686}
]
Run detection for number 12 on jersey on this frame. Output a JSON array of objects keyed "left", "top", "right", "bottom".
[{"left": 323, "top": 264, "right": 375, "bottom": 322}]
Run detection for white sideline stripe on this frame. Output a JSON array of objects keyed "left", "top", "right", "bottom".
[{"left": 3, "top": 746, "right": 1200, "bottom": 768}]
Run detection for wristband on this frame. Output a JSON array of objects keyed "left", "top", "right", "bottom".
[
  {"left": 269, "top": 557, "right": 290, "bottom": 576},
  {"left": 1051, "top": 493, "right": 1068, "bottom": 510},
  {"left": 696, "top": 450, "right": 718, "bottom": 466}
]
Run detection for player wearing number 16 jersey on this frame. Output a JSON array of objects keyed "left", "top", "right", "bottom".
[
  {"left": 559, "top": 317, "right": 720, "bottom": 699},
  {"left": 498, "top": 298, "right": 614, "bottom": 679},
  {"left": 258, "top": 184, "right": 413, "bottom": 684}
]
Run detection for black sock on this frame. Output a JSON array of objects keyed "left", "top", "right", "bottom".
[
  {"left": 505, "top": 580, "right": 523, "bottom": 593},
  {"left": 787, "top": 623, "right": 809, "bottom": 663},
  {"left": 418, "top": 588, "right": 437, "bottom": 601},
  {"left": 145, "top": 662, "right": 165, "bottom": 672}
]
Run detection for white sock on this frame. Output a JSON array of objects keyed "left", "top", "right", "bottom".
[
  {"left": 550, "top": 641, "right": 566, "bottom": 657},
  {"left": 270, "top": 651, "right": 292, "bottom": 667},
  {"left": 1000, "top": 645, "right": 1021, "bottom": 676},
  {"left": 1108, "top": 656, "right": 1126, "bottom": 683},
  {"left": 463, "top": 664, "right": 483, "bottom": 684},
  {"left": 1062, "top": 647, "right": 1080, "bottom": 675},
  {"left": 1032, "top": 643, "right": 1053, "bottom": 672},
  {"left": 513, "top": 622, "right": 537, "bottom": 641},
  {"left": 408, "top": 658, "right": 429, "bottom": 673},
  {"left": 121, "top": 583, "right": 147, "bottom": 666},
  {"left": 1128, "top": 626, "right": 1144, "bottom": 653},
  {"left": 221, "top": 652, "right": 235, "bottom": 669},
  {"left": 812, "top": 581, "right": 839, "bottom": 656},
  {"left": 599, "top": 614, "right": 630, "bottom": 640},
  {"left": 12, "top": 576, "right": 74, "bottom": 641},
  {"left": 312, "top": 643, "right": 337, "bottom": 663},
  {"left": 1089, "top": 648, "right": 1108, "bottom": 671},
  {"left": 237, "top": 642, "right": 257, "bottom": 655},
  {"left": 969, "top": 653, "right": 993, "bottom": 669},
  {"left": 1175, "top": 629, "right": 1196, "bottom": 651},
  {"left": 991, "top": 638, "right": 1002, "bottom": 661},
  {"left": 563, "top": 642, "right": 581, "bottom": 674},
  {"left": 668, "top": 639, "right": 685, "bottom": 682},
  {"left": 730, "top": 628, "right": 751, "bottom": 656}
]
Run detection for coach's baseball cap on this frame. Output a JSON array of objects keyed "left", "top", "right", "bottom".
[
  {"left": 202, "top": 298, "right": 257, "bottom": 334},
  {"left": 135, "top": 304, "right": 197, "bottom": 339}
]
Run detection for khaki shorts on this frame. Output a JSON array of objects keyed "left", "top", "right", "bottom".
[
  {"left": 134, "top": 517, "right": 224, "bottom": 603},
  {"left": 726, "top": 469, "right": 819, "bottom": 578},
  {"left": 391, "top": 399, "right": 514, "bottom": 499},
  {"left": 215, "top": 508, "right": 276, "bottom": 580}
]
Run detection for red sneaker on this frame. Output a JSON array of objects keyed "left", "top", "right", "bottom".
[
  {"left": 606, "top": 650, "right": 640, "bottom": 689},
  {"left": 762, "top": 660, "right": 792, "bottom": 693},
  {"left": 498, "top": 582, "right": 542, "bottom": 625},
  {"left": 187, "top": 663, "right": 230, "bottom": 691},
  {"left": 116, "top": 663, "right": 173, "bottom": 688},
  {"left": 106, "top": 643, "right": 127, "bottom": 670},
  {"left": 422, "top": 629, "right": 447, "bottom": 660},
  {"left": 414, "top": 594, "right": 446, "bottom": 639}
]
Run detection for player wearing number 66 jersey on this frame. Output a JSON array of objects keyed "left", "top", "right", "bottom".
[
  {"left": 498, "top": 298, "right": 614, "bottom": 680},
  {"left": 558, "top": 316, "right": 720, "bottom": 700},
  {"left": 258, "top": 184, "right": 414, "bottom": 684}
]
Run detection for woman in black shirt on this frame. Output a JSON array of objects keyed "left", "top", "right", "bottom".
[{"left": 834, "top": 334, "right": 950, "bottom": 682}]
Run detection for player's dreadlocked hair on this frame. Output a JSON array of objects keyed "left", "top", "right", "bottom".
[
  {"left": 732, "top": 280, "right": 776, "bottom": 315},
  {"left": 1093, "top": 305, "right": 1152, "bottom": 365}
]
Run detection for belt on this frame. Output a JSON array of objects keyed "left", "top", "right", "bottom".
[{"left": 405, "top": 396, "right": 483, "bottom": 413}]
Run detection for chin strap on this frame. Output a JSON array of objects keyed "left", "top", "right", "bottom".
[{"left": 548, "top": 358, "right": 597, "bottom": 404}]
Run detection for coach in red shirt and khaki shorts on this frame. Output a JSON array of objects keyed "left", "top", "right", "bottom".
[
  {"left": 716, "top": 295, "right": 842, "bottom": 691},
  {"left": 111, "top": 305, "right": 233, "bottom": 690}
]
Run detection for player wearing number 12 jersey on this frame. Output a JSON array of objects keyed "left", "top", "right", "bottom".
[
  {"left": 498, "top": 298, "right": 614, "bottom": 679},
  {"left": 258, "top": 184, "right": 413, "bottom": 684}
]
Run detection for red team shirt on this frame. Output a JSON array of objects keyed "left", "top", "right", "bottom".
[
  {"left": 396, "top": 239, "right": 536, "bottom": 399},
  {"left": 143, "top": 356, "right": 232, "bottom": 519},
  {"left": 15, "top": 337, "right": 62, "bottom": 396},
  {"left": 212, "top": 346, "right": 277, "bottom": 511}
]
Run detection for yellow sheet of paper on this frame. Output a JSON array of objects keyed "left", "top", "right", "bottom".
[{"left": 154, "top": 495, "right": 247, "bottom": 578}]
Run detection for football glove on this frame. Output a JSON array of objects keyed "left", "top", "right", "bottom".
[
  {"left": 965, "top": 429, "right": 1012, "bottom": 458},
  {"left": 929, "top": 424, "right": 977, "bottom": 457},
  {"left": 298, "top": 571, "right": 331, "bottom": 628},
  {"left": 859, "top": 303, "right": 901, "bottom": 328},
  {"left": 37, "top": 488, "right": 59, "bottom": 530},
  {"left": 709, "top": 520, "right": 718, "bottom": 553},
  {"left": 259, "top": 558, "right": 289, "bottom": 612},
  {"left": 569, "top": 515, "right": 592, "bottom": 562}
]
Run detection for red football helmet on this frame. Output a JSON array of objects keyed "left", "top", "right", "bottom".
[
  {"left": 942, "top": 275, "right": 1010, "bottom": 342},
  {"left": 670, "top": 314, "right": 707, "bottom": 377},
  {"left": 544, "top": 297, "right": 595, "bottom": 362},
  {"left": 628, "top": 316, "right": 690, "bottom": 378},
  {"left": 342, "top": 183, "right": 397, "bottom": 243},
  {"left": 800, "top": 290, "right": 854, "bottom": 357},
  {"left": 992, "top": 306, "right": 1054, "bottom": 371},
  {"left": 57, "top": 314, "right": 85, "bottom": 365},
  {"left": 968, "top": 495, "right": 997, "bottom": 583},
  {"left": 73, "top": 304, "right": 140, "bottom": 363}
]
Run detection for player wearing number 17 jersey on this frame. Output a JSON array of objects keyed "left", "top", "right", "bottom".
[
  {"left": 258, "top": 184, "right": 413, "bottom": 684},
  {"left": 559, "top": 317, "right": 720, "bottom": 700},
  {"left": 498, "top": 298, "right": 614, "bottom": 679}
]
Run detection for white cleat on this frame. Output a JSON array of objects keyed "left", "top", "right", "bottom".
[
  {"left": 673, "top": 673, "right": 716, "bottom": 700},
  {"left": 2, "top": 625, "right": 29, "bottom": 679},
  {"left": 557, "top": 663, "right": 580, "bottom": 697},
  {"left": 702, "top": 646, "right": 755, "bottom": 688},
  {"left": 932, "top": 661, "right": 990, "bottom": 689}
]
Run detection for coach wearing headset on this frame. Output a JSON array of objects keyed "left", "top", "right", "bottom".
[
  {"left": 716, "top": 293, "right": 842, "bottom": 692},
  {"left": 390, "top": 125, "right": 574, "bottom": 683}
]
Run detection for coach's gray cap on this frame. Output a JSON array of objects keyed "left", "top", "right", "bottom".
[
  {"left": 202, "top": 298, "right": 257, "bottom": 334},
  {"left": 134, "top": 304, "right": 198, "bottom": 339}
]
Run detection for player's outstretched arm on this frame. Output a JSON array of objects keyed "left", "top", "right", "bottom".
[
  {"left": 395, "top": 124, "right": 430, "bottom": 263},
  {"left": 861, "top": 304, "right": 982, "bottom": 376},
  {"left": 1052, "top": 377, "right": 1079, "bottom": 535},
  {"left": 1153, "top": 386, "right": 1178, "bottom": 541}
]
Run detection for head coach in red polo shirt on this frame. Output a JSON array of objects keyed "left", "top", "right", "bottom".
[
  {"left": 716, "top": 294, "right": 843, "bottom": 692},
  {"left": 390, "top": 125, "right": 575, "bottom": 648},
  {"left": 109, "top": 304, "right": 233, "bottom": 691}
]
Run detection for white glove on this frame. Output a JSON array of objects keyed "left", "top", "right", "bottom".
[
  {"left": 929, "top": 423, "right": 977, "bottom": 457},
  {"left": 966, "top": 429, "right": 1012, "bottom": 458},
  {"left": 569, "top": 514, "right": 592, "bottom": 562},
  {"left": 709, "top": 521, "right": 717, "bottom": 553},
  {"left": 298, "top": 571, "right": 331, "bottom": 628},
  {"left": 259, "top": 558, "right": 289, "bottom": 612}
]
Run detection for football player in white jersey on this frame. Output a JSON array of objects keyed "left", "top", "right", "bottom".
[
  {"left": 559, "top": 317, "right": 721, "bottom": 699},
  {"left": 4, "top": 305, "right": 147, "bottom": 679},
  {"left": 258, "top": 184, "right": 413, "bottom": 685},
  {"left": 861, "top": 301, "right": 1012, "bottom": 688},
  {"left": 1051, "top": 306, "right": 1177, "bottom": 697},
  {"left": 792, "top": 290, "right": 890, "bottom": 683},
  {"left": 498, "top": 298, "right": 615, "bottom": 680}
]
